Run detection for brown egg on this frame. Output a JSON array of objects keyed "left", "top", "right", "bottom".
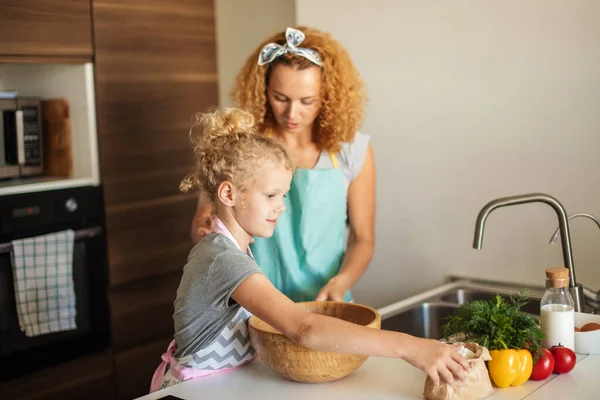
[
  {"left": 574, "top": 326, "right": 581, "bottom": 332},
  {"left": 580, "top": 322, "right": 600, "bottom": 332}
]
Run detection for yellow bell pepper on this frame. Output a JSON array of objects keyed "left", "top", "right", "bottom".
[
  {"left": 488, "top": 349, "right": 533, "bottom": 388},
  {"left": 511, "top": 349, "right": 533, "bottom": 386}
]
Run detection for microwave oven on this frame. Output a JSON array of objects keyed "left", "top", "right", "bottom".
[{"left": 0, "top": 98, "right": 44, "bottom": 179}]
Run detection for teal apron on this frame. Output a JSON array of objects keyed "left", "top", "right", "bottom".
[{"left": 250, "top": 153, "right": 351, "bottom": 302}]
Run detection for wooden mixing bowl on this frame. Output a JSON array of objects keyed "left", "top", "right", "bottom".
[{"left": 248, "top": 301, "right": 381, "bottom": 383}]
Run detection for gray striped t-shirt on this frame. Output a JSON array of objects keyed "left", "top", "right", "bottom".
[{"left": 173, "top": 233, "right": 262, "bottom": 358}]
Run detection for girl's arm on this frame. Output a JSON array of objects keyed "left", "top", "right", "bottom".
[
  {"left": 232, "top": 273, "right": 469, "bottom": 386},
  {"left": 316, "top": 144, "right": 376, "bottom": 301}
]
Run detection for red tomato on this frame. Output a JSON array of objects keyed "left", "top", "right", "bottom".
[
  {"left": 549, "top": 345, "right": 576, "bottom": 374},
  {"left": 529, "top": 348, "right": 555, "bottom": 381}
]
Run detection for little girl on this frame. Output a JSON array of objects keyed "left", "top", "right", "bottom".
[{"left": 150, "top": 108, "right": 470, "bottom": 392}]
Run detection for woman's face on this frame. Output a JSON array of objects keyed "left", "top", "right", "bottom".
[{"left": 267, "top": 63, "right": 322, "bottom": 135}]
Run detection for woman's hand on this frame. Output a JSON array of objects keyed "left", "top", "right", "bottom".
[
  {"left": 315, "top": 276, "right": 350, "bottom": 301},
  {"left": 402, "top": 337, "right": 470, "bottom": 387},
  {"left": 192, "top": 214, "right": 214, "bottom": 242},
  {"left": 191, "top": 191, "right": 215, "bottom": 242}
]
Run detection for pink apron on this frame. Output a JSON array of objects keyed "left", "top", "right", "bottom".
[{"left": 149, "top": 217, "right": 256, "bottom": 393}]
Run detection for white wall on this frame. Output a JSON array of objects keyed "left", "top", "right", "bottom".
[
  {"left": 218, "top": 1, "right": 600, "bottom": 308},
  {"left": 215, "top": 0, "right": 295, "bottom": 106},
  {"left": 296, "top": 0, "right": 600, "bottom": 308}
]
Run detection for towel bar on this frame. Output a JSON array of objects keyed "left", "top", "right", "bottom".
[{"left": 0, "top": 226, "right": 103, "bottom": 254}]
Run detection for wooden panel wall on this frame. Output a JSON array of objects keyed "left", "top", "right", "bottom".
[
  {"left": 0, "top": 351, "right": 116, "bottom": 400},
  {"left": 0, "top": 0, "right": 93, "bottom": 59},
  {"left": 92, "top": 1, "right": 218, "bottom": 397}
]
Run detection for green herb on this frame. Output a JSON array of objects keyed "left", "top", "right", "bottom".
[{"left": 443, "top": 290, "right": 545, "bottom": 362}]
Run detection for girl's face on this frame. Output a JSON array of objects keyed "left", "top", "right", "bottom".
[
  {"left": 234, "top": 162, "right": 292, "bottom": 239},
  {"left": 267, "top": 63, "right": 322, "bottom": 135}
]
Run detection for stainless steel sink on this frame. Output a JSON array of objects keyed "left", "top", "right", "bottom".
[
  {"left": 439, "top": 288, "right": 542, "bottom": 316},
  {"left": 381, "top": 302, "right": 460, "bottom": 339},
  {"left": 379, "top": 279, "right": 545, "bottom": 340}
]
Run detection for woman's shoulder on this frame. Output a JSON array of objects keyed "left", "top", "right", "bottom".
[
  {"left": 336, "top": 131, "right": 371, "bottom": 181},
  {"left": 337, "top": 131, "right": 370, "bottom": 155}
]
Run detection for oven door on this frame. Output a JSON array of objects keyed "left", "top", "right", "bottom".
[{"left": 0, "top": 226, "right": 110, "bottom": 381}]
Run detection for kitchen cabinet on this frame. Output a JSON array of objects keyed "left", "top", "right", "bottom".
[
  {"left": 113, "top": 337, "right": 172, "bottom": 400},
  {"left": 0, "top": 0, "right": 93, "bottom": 61},
  {"left": 110, "top": 273, "right": 180, "bottom": 349},
  {"left": 0, "top": 351, "right": 117, "bottom": 400},
  {"left": 0, "top": 0, "right": 219, "bottom": 398},
  {"left": 92, "top": 0, "right": 219, "bottom": 397}
]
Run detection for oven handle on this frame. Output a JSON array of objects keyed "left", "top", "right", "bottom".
[{"left": 0, "top": 226, "right": 103, "bottom": 254}]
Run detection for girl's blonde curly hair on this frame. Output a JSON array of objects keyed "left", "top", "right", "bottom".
[
  {"left": 232, "top": 26, "right": 367, "bottom": 153},
  {"left": 180, "top": 108, "right": 293, "bottom": 207}
]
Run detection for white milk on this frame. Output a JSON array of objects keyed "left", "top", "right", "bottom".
[{"left": 540, "top": 304, "right": 575, "bottom": 351}]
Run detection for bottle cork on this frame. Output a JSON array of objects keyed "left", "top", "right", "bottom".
[{"left": 545, "top": 267, "right": 570, "bottom": 288}]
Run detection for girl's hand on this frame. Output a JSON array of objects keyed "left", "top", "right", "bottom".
[
  {"left": 315, "top": 276, "right": 350, "bottom": 302},
  {"left": 403, "top": 337, "right": 470, "bottom": 386}
]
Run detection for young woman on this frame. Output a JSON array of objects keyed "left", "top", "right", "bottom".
[{"left": 192, "top": 26, "right": 375, "bottom": 303}]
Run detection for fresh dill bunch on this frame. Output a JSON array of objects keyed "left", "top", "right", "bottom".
[{"left": 443, "top": 290, "right": 545, "bottom": 361}]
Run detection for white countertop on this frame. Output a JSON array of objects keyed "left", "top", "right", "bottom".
[
  {"left": 137, "top": 353, "right": 596, "bottom": 400},
  {"left": 525, "top": 353, "right": 598, "bottom": 400}
]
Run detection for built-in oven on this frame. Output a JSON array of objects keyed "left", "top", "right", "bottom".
[{"left": 0, "top": 185, "right": 110, "bottom": 381}]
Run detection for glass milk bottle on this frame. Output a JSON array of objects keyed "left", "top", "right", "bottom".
[{"left": 540, "top": 267, "right": 575, "bottom": 351}]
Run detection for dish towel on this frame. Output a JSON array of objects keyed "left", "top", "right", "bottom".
[{"left": 11, "top": 229, "right": 77, "bottom": 337}]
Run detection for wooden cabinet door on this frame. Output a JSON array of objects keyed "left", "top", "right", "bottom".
[
  {"left": 93, "top": 0, "right": 218, "bottom": 397},
  {"left": 93, "top": 0, "right": 218, "bottom": 286},
  {"left": 0, "top": 352, "right": 117, "bottom": 400},
  {"left": 0, "top": 0, "right": 93, "bottom": 59}
]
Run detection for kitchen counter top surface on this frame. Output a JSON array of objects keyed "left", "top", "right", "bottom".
[
  {"left": 137, "top": 280, "right": 596, "bottom": 400},
  {"left": 137, "top": 352, "right": 595, "bottom": 400}
]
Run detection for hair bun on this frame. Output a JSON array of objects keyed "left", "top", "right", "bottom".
[{"left": 192, "top": 107, "right": 256, "bottom": 142}]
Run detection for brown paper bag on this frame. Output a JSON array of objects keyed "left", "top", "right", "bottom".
[{"left": 423, "top": 342, "right": 494, "bottom": 400}]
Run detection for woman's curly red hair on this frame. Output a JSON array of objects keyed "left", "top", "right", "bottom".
[{"left": 232, "top": 26, "right": 367, "bottom": 153}]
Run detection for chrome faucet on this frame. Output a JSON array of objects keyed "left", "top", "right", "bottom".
[
  {"left": 549, "top": 212, "right": 600, "bottom": 244},
  {"left": 472, "top": 193, "right": 584, "bottom": 312},
  {"left": 549, "top": 212, "right": 600, "bottom": 313}
]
